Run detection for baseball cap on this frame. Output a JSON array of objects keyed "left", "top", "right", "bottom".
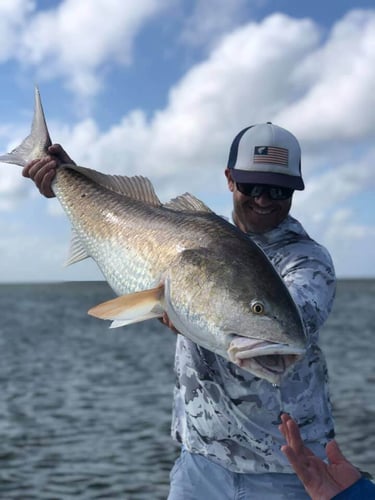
[{"left": 227, "top": 123, "right": 304, "bottom": 190}]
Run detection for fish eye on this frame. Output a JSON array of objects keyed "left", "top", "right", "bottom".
[{"left": 251, "top": 300, "right": 265, "bottom": 315}]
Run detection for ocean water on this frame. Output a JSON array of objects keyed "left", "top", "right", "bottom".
[{"left": 0, "top": 279, "right": 373, "bottom": 499}]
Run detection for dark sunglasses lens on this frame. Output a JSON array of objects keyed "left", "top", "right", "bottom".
[
  {"left": 236, "top": 183, "right": 293, "bottom": 200},
  {"left": 269, "top": 187, "right": 294, "bottom": 200},
  {"left": 236, "top": 183, "right": 257, "bottom": 197}
]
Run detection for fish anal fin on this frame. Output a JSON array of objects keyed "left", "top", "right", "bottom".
[{"left": 88, "top": 285, "right": 165, "bottom": 328}]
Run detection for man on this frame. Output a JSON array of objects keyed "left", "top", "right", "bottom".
[
  {"left": 165, "top": 123, "right": 336, "bottom": 499},
  {"left": 23, "top": 123, "right": 336, "bottom": 499}
]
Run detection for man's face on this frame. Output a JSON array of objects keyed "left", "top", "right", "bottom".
[{"left": 225, "top": 169, "right": 292, "bottom": 234}]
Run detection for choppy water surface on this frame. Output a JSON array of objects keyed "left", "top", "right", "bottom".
[
  {"left": 320, "top": 279, "right": 375, "bottom": 477},
  {"left": 0, "top": 282, "right": 177, "bottom": 499},
  {"left": 0, "top": 280, "right": 374, "bottom": 498}
]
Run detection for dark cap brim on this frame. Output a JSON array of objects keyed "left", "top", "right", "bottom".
[{"left": 230, "top": 169, "right": 305, "bottom": 190}]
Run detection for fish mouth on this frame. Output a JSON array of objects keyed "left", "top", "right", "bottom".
[{"left": 227, "top": 336, "right": 305, "bottom": 383}]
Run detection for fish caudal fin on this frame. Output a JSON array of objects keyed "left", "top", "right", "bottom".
[
  {"left": 88, "top": 285, "right": 165, "bottom": 328},
  {"left": 0, "top": 87, "right": 52, "bottom": 167}
]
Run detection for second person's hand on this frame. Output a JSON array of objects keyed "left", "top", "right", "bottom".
[{"left": 279, "top": 413, "right": 361, "bottom": 500}]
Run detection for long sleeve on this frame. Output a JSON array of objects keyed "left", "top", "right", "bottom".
[
  {"left": 332, "top": 477, "right": 375, "bottom": 499},
  {"left": 281, "top": 244, "right": 336, "bottom": 339},
  {"left": 251, "top": 216, "right": 336, "bottom": 341}
]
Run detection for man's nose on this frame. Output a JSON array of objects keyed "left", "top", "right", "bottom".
[{"left": 253, "top": 192, "right": 273, "bottom": 205}]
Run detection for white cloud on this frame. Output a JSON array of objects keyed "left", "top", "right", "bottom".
[
  {"left": 294, "top": 149, "right": 375, "bottom": 221},
  {"left": 88, "top": 13, "right": 320, "bottom": 197},
  {"left": 179, "top": 0, "right": 249, "bottom": 51},
  {"left": 2, "top": 0, "right": 170, "bottom": 98},
  {"left": 0, "top": 0, "right": 34, "bottom": 61},
  {"left": 276, "top": 10, "right": 375, "bottom": 145},
  {"left": 322, "top": 209, "right": 375, "bottom": 278},
  {"left": 0, "top": 168, "right": 28, "bottom": 211},
  {"left": 290, "top": 146, "right": 374, "bottom": 278}
]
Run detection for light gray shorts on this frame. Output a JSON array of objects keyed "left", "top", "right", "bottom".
[{"left": 168, "top": 448, "right": 310, "bottom": 500}]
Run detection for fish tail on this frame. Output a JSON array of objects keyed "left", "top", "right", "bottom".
[{"left": 0, "top": 87, "right": 52, "bottom": 167}]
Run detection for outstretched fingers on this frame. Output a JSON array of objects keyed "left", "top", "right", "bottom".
[{"left": 279, "top": 414, "right": 316, "bottom": 484}]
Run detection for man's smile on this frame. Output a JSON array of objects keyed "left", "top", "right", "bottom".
[{"left": 250, "top": 206, "right": 275, "bottom": 215}]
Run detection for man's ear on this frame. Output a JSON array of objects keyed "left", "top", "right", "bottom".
[{"left": 225, "top": 168, "right": 235, "bottom": 192}]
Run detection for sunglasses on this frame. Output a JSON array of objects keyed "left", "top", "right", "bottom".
[{"left": 236, "top": 183, "right": 294, "bottom": 200}]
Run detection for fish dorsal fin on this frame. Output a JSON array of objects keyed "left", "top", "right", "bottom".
[
  {"left": 87, "top": 285, "right": 165, "bottom": 328},
  {"left": 64, "top": 165, "right": 162, "bottom": 206},
  {"left": 65, "top": 229, "right": 90, "bottom": 266},
  {"left": 164, "top": 193, "right": 213, "bottom": 213},
  {"left": 0, "top": 87, "right": 52, "bottom": 167}
]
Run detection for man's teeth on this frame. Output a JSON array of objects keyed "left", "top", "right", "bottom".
[{"left": 253, "top": 208, "right": 273, "bottom": 215}]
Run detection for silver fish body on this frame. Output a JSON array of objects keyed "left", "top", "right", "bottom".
[{"left": 0, "top": 88, "right": 306, "bottom": 384}]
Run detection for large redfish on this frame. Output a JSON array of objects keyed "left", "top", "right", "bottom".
[{"left": 0, "top": 88, "right": 306, "bottom": 384}]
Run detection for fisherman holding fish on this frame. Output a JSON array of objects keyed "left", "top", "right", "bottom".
[
  {"left": 165, "top": 124, "right": 337, "bottom": 499},
  {"left": 21, "top": 118, "right": 336, "bottom": 498}
]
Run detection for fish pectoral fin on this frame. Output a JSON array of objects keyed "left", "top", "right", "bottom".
[
  {"left": 65, "top": 230, "right": 90, "bottom": 266},
  {"left": 87, "top": 285, "right": 165, "bottom": 329}
]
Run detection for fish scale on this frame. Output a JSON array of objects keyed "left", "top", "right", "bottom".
[{"left": 54, "top": 168, "right": 169, "bottom": 295}]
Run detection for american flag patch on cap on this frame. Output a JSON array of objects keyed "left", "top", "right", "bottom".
[{"left": 253, "top": 146, "right": 289, "bottom": 166}]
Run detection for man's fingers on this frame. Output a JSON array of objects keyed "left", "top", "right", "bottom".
[
  {"left": 160, "top": 312, "right": 180, "bottom": 334},
  {"left": 280, "top": 416, "right": 303, "bottom": 452},
  {"left": 22, "top": 159, "right": 40, "bottom": 178},
  {"left": 23, "top": 158, "right": 57, "bottom": 197},
  {"left": 325, "top": 440, "right": 356, "bottom": 467},
  {"left": 25, "top": 159, "right": 55, "bottom": 180},
  {"left": 279, "top": 414, "right": 292, "bottom": 442},
  {"left": 33, "top": 163, "right": 55, "bottom": 186},
  {"left": 285, "top": 418, "right": 314, "bottom": 456},
  {"left": 280, "top": 415, "right": 315, "bottom": 462},
  {"left": 21, "top": 144, "right": 74, "bottom": 199},
  {"left": 281, "top": 444, "right": 298, "bottom": 467},
  {"left": 281, "top": 444, "right": 314, "bottom": 485},
  {"left": 39, "top": 169, "right": 56, "bottom": 198},
  {"left": 48, "top": 144, "right": 75, "bottom": 164}
]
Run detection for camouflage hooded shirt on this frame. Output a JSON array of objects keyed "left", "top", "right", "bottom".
[{"left": 171, "top": 215, "right": 336, "bottom": 473}]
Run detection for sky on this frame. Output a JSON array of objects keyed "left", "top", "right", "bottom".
[{"left": 0, "top": 0, "right": 374, "bottom": 282}]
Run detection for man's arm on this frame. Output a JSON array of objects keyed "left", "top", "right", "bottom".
[{"left": 281, "top": 245, "right": 336, "bottom": 337}]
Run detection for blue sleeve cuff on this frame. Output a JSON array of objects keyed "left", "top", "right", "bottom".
[{"left": 332, "top": 477, "right": 375, "bottom": 499}]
